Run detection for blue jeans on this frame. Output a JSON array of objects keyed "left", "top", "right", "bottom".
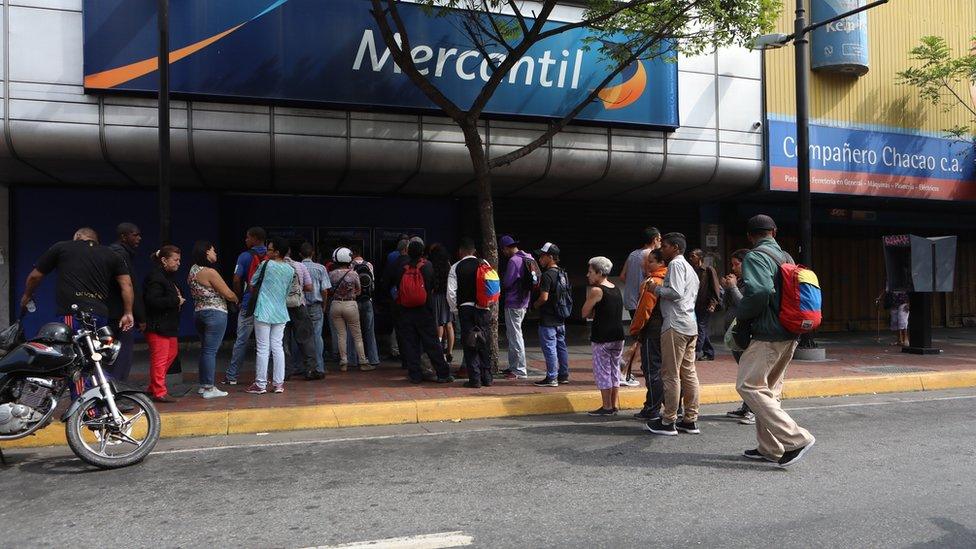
[
  {"left": 194, "top": 309, "right": 228, "bottom": 387},
  {"left": 337, "top": 300, "right": 380, "bottom": 366},
  {"left": 227, "top": 310, "right": 254, "bottom": 382},
  {"left": 307, "top": 303, "right": 326, "bottom": 373},
  {"left": 538, "top": 324, "right": 569, "bottom": 380}
]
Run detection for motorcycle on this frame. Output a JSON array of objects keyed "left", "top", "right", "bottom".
[{"left": 0, "top": 305, "right": 160, "bottom": 469}]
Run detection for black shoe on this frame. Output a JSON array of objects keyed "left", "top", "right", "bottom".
[
  {"left": 676, "top": 407, "right": 684, "bottom": 419},
  {"left": 633, "top": 408, "right": 661, "bottom": 421},
  {"left": 777, "top": 437, "right": 816, "bottom": 468},
  {"left": 463, "top": 380, "right": 482, "bottom": 389},
  {"left": 408, "top": 377, "right": 423, "bottom": 384},
  {"left": 743, "top": 449, "right": 775, "bottom": 462},
  {"left": 435, "top": 375, "right": 455, "bottom": 384},
  {"left": 421, "top": 372, "right": 438, "bottom": 382},
  {"left": 588, "top": 407, "right": 617, "bottom": 416},
  {"left": 533, "top": 377, "right": 558, "bottom": 387},
  {"left": 726, "top": 405, "right": 750, "bottom": 419},
  {"left": 305, "top": 370, "right": 325, "bottom": 381},
  {"left": 676, "top": 420, "right": 700, "bottom": 434},
  {"left": 645, "top": 418, "right": 677, "bottom": 436},
  {"left": 151, "top": 395, "right": 178, "bottom": 403},
  {"left": 557, "top": 377, "right": 570, "bottom": 385}
]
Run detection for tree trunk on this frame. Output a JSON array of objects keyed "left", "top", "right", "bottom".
[{"left": 462, "top": 123, "right": 501, "bottom": 373}]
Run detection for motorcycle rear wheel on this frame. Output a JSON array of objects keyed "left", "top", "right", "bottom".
[{"left": 66, "top": 392, "right": 160, "bottom": 469}]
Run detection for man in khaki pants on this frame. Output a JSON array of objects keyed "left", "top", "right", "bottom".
[
  {"left": 645, "top": 233, "right": 701, "bottom": 436},
  {"left": 735, "top": 215, "right": 815, "bottom": 468}
]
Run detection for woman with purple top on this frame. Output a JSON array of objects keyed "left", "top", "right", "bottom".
[{"left": 581, "top": 256, "right": 625, "bottom": 416}]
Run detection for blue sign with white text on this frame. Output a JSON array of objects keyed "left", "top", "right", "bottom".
[
  {"left": 83, "top": 0, "right": 679, "bottom": 129},
  {"left": 768, "top": 119, "right": 976, "bottom": 201}
]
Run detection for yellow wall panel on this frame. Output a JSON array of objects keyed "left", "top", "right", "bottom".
[{"left": 766, "top": 0, "right": 976, "bottom": 134}]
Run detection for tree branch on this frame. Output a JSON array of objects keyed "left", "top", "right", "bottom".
[
  {"left": 487, "top": 2, "right": 692, "bottom": 169},
  {"left": 506, "top": 0, "right": 529, "bottom": 36},
  {"left": 370, "top": 0, "right": 466, "bottom": 123}
]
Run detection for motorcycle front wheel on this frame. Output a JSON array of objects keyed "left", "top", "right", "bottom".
[{"left": 65, "top": 392, "right": 161, "bottom": 469}]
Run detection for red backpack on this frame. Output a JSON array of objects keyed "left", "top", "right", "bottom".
[
  {"left": 397, "top": 259, "right": 428, "bottom": 308},
  {"left": 475, "top": 260, "right": 501, "bottom": 308},
  {"left": 756, "top": 248, "right": 823, "bottom": 334},
  {"left": 245, "top": 250, "right": 266, "bottom": 288}
]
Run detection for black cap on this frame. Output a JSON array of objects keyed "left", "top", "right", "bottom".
[
  {"left": 534, "top": 242, "right": 560, "bottom": 257},
  {"left": 747, "top": 214, "right": 777, "bottom": 233}
]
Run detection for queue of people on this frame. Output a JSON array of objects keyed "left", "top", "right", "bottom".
[{"left": 18, "top": 214, "right": 815, "bottom": 467}]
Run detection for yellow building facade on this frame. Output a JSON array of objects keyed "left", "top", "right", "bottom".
[{"left": 766, "top": 0, "right": 975, "bottom": 136}]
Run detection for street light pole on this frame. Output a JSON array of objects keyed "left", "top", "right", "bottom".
[
  {"left": 158, "top": 0, "right": 171, "bottom": 244},
  {"left": 754, "top": 0, "right": 889, "bottom": 352},
  {"left": 794, "top": 0, "right": 812, "bottom": 270},
  {"left": 793, "top": 0, "right": 815, "bottom": 350}
]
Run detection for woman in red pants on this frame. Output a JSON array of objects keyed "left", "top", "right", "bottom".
[{"left": 144, "top": 245, "right": 184, "bottom": 403}]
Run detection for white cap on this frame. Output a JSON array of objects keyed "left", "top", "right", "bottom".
[{"left": 332, "top": 247, "right": 353, "bottom": 263}]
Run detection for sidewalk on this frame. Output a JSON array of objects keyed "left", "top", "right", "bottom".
[{"left": 7, "top": 327, "right": 976, "bottom": 448}]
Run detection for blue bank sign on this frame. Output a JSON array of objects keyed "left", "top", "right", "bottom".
[{"left": 83, "top": 0, "right": 679, "bottom": 129}]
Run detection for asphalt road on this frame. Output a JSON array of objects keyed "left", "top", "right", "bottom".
[{"left": 2, "top": 388, "right": 976, "bottom": 548}]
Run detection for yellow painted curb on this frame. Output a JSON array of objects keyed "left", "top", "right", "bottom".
[{"left": 4, "top": 369, "right": 976, "bottom": 449}]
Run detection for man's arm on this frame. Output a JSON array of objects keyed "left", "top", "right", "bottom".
[
  {"left": 20, "top": 269, "right": 45, "bottom": 310},
  {"left": 232, "top": 275, "right": 244, "bottom": 299},
  {"left": 115, "top": 274, "right": 135, "bottom": 331},
  {"left": 619, "top": 257, "right": 629, "bottom": 283},
  {"left": 533, "top": 271, "right": 551, "bottom": 309},
  {"left": 654, "top": 262, "right": 685, "bottom": 302},
  {"left": 502, "top": 255, "right": 521, "bottom": 291},
  {"left": 447, "top": 262, "right": 459, "bottom": 313},
  {"left": 736, "top": 253, "right": 775, "bottom": 322}
]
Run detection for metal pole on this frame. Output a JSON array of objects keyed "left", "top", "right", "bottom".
[
  {"left": 158, "top": 0, "right": 171, "bottom": 244},
  {"left": 794, "top": 0, "right": 814, "bottom": 348},
  {"left": 794, "top": 0, "right": 812, "bottom": 268}
]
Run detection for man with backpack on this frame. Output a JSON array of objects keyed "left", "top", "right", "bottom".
[
  {"left": 734, "top": 214, "right": 816, "bottom": 468},
  {"left": 532, "top": 242, "right": 572, "bottom": 387},
  {"left": 393, "top": 240, "right": 453, "bottom": 384},
  {"left": 499, "top": 235, "right": 538, "bottom": 380},
  {"left": 225, "top": 226, "right": 268, "bottom": 385},
  {"left": 350, "top": 247, "right": 381, "bottom": 368},
  {"left": 448, "top": 238, "right": 496, "bottom": 388}
]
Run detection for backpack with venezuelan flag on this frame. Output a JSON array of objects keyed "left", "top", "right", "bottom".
[
  {"left": 475, "top": 260, "right": 501, "bottom": 308},
  {"left": 756, "top": 247, "right": 822, "bottom": 334}
]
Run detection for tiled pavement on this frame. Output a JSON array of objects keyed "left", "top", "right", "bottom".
[{"left": 130, "top": 327, "right": 976, "bottom": 413}]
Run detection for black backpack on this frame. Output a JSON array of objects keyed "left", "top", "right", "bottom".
[
  {"left": 554, "top": 268, "right": 573, "bottom": 321},
  {"left": 354, "top": 262, "right": 374, "bottom": 298},
  {"left": 520, "top": 255, "right": 542, "bottom": 293}
]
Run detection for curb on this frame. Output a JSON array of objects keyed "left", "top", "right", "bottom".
[{"left": 6, "top": 369, "right": 976, "bottom": 449}]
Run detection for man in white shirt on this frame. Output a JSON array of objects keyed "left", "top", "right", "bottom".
[
  {"left": 448, "top": 237, "right": 493, "bottom": 388},
  {"left": 645, "top": 232, "right": 701, "bottom": 436}
]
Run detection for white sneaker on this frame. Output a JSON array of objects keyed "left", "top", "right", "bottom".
[
  {"left": 619, "top": 374, "right": 641, "bottom": 387},
  {"left": 201, "top": 387, "right": 229, "bottom": 399},
  {"left": 197, "top": 386, "right": 206, "bottom": 394}
]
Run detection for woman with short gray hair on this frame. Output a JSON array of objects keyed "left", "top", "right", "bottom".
[{"left": 581, "top": 256, "right": 625, "bottom": 416}]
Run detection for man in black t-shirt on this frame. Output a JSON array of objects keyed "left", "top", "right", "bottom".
[
  {"left": 20, "top": 227, "right": 135, "bottom": 332},
  {"left": 532, "top": 242, "right": 570, "bottom": 387}
]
